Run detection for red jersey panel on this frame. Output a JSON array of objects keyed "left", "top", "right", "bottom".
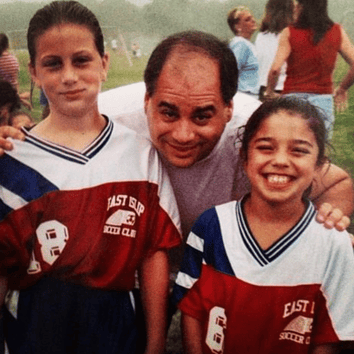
[
  {"left": 180, "top": 264, "right": 338, "bottom": 354},
  {"left": 0, "top": 119, "right": 181, "bottom": 291}
]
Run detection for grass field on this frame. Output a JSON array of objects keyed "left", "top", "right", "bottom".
[{"left": 13, "top": 48, "right": 354, "bottom": 354}]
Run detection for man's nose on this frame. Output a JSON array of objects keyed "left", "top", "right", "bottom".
[{"left": 171, "top": 119, "right": 196, "bottom": 143}]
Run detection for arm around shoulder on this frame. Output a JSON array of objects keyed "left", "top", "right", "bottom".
[
  {"left": 0, "top": 125, "right": 26, "bottom": 155},
  {"left": 310, "top": 162, "right": 353, "bottom": 230}
]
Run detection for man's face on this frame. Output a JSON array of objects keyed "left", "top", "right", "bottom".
[{"left": 144, "top": 48, "right": 233, "bottom": 168}]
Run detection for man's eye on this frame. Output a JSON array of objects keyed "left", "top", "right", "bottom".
[
  {"left": 193, "top": 113, "right": 212, "bottom": 124},
  {"left": 160, "top": 110, "right": 177, "bottom": 119}
]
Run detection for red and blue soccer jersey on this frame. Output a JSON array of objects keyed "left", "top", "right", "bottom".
[
  {"left": 173, "top": 200, "right": 354, "bottom": 354},
  {"left": 0, "top": 119, "right": 181, "bottom": 291}
]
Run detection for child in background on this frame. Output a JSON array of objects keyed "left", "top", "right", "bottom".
[
  {"left": 0, "top": 1, "right": 181, "bottom": 354},
  {"left": 173, "top": 97, "right": 354, "bottom": 354},
  {"left": 0, "top": 80, "right": 21, "bottom": 126}
]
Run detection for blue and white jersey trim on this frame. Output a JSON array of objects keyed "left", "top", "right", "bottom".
[
  {"left": 23, "top": 118, "right": 113, "bottom": 164},
  {"left": 236, "top": 200, "right": 316, "bottom": 266}
]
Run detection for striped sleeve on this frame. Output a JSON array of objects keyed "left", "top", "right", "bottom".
[{"left": 172, "top": 207, "right": 226, "bottom": 305}]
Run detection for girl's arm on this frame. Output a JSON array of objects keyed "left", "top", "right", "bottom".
[
  {"left": 181, "top": 313, "right": 203, "bottom": 354},
  {"left": 139, "top": 250, "right": 169, "bottom": 354},
  {"left": 265, "top": 28, "right": 291, "bottom": 98},
  {"left": 0, "top": 276, "right": 7, "bottom": 354},
  {"left": 311, "top": 343, "right": 341, "bottom": 354},
  {"left": 0, "top": 276, "right": 7, "bottom": 307},
  {"left": 334, "top": 26, "right": 354, "bottom": 112}
]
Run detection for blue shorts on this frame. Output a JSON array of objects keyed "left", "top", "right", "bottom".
[
  {"left": 3, "top": 278, "right": 137, "bottom": 354},
  {"left": 284, "top": 93, "right": 334, "bottom": 139}
]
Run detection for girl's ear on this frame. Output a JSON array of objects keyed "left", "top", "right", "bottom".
[
  {"left": 100, "top": 52, "right": 110, "bottom": 82},
  {"left": 28, "top": 63, "right": 41, "bottom": 88}
]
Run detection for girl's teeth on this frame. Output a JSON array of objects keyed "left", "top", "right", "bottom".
[{"left": 268, "top": 175, "right": 289, "bottom": 183}]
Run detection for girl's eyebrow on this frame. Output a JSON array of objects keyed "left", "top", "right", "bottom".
[
  {"left": 254, "top": 137, "right": 314, "bottom": 148},
  {"left": 253, "top": 137, "right": 272, "bottom": 143},
  {"left": 293, "top": 139, "right": 314, "bottom": 148}
]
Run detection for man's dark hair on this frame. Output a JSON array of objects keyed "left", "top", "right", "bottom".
[{"left": 144, "top": 31, "right": 238, "bottom": 104}]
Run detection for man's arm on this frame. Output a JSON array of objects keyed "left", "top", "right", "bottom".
[
  {"left": 0, "top": 276, "right": 7, "bottom": 354},
  {"left": 311, "top": 162, "right": 353, "bottom": 230},
  {"left": 139, "top": 250, "right": 169, "bottom": 354}
]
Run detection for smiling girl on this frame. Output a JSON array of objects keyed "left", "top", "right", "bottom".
[
  {"left": 173, "top": 97, "right": 354, "bottom": 354},
  {"left": 0, "top": 2, "right": 181, "bottom": 354}
]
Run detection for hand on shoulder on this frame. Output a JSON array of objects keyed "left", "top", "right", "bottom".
[{"left": 0, "top": 125, "right": 25, "bottom": 155}]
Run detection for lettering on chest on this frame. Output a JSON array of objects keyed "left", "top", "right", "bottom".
[
  {"left": 280, "top": 299, "right": 315, "bottom": 346},
  {"left": 104, "top": 194, "right": 146, "bottom": 238}
]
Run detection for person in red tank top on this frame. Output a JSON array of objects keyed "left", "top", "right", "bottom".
[{"left": 265, "top": 0, "right": 354, "bottom": 139}]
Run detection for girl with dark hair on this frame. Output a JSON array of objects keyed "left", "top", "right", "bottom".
[
  {"left": 265, "top": 0, "right": 354, "bottom": 139},
  {"left": 255, "top": 0, "right": 294, "bottom": 100},
  {"left": 0, "top": 2, "right": 181, "bottom": 354},
  {"left": 173, "top": 97, "right": 354, "bottom": 354}
]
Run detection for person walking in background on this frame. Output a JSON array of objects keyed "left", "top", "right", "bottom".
[
  {"left": 0, "top": 1, "right": 181, "bottom": 354},
  {"left": 266, "top": 0, "right": 354, "bottom": 139},
  {"left": 255, "top": 0, "right": 294, "bottom": 101},
  {"left": 227, "top": 6, "right": 259, "bottom": 98},
  {"left": 173, "top": 97, "right": 354, "bottom": 354}
]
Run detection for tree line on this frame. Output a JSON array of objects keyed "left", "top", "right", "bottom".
[{"left": 1, "top": 0, "right": 352, "bottom": 51}]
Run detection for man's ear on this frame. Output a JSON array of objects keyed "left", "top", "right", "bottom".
[
  {"left": 144, "top": 91, "right": 151, "bottom": 114},
  {"left": 224, "top": 99, "right": 233, "bottom": 123}
]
